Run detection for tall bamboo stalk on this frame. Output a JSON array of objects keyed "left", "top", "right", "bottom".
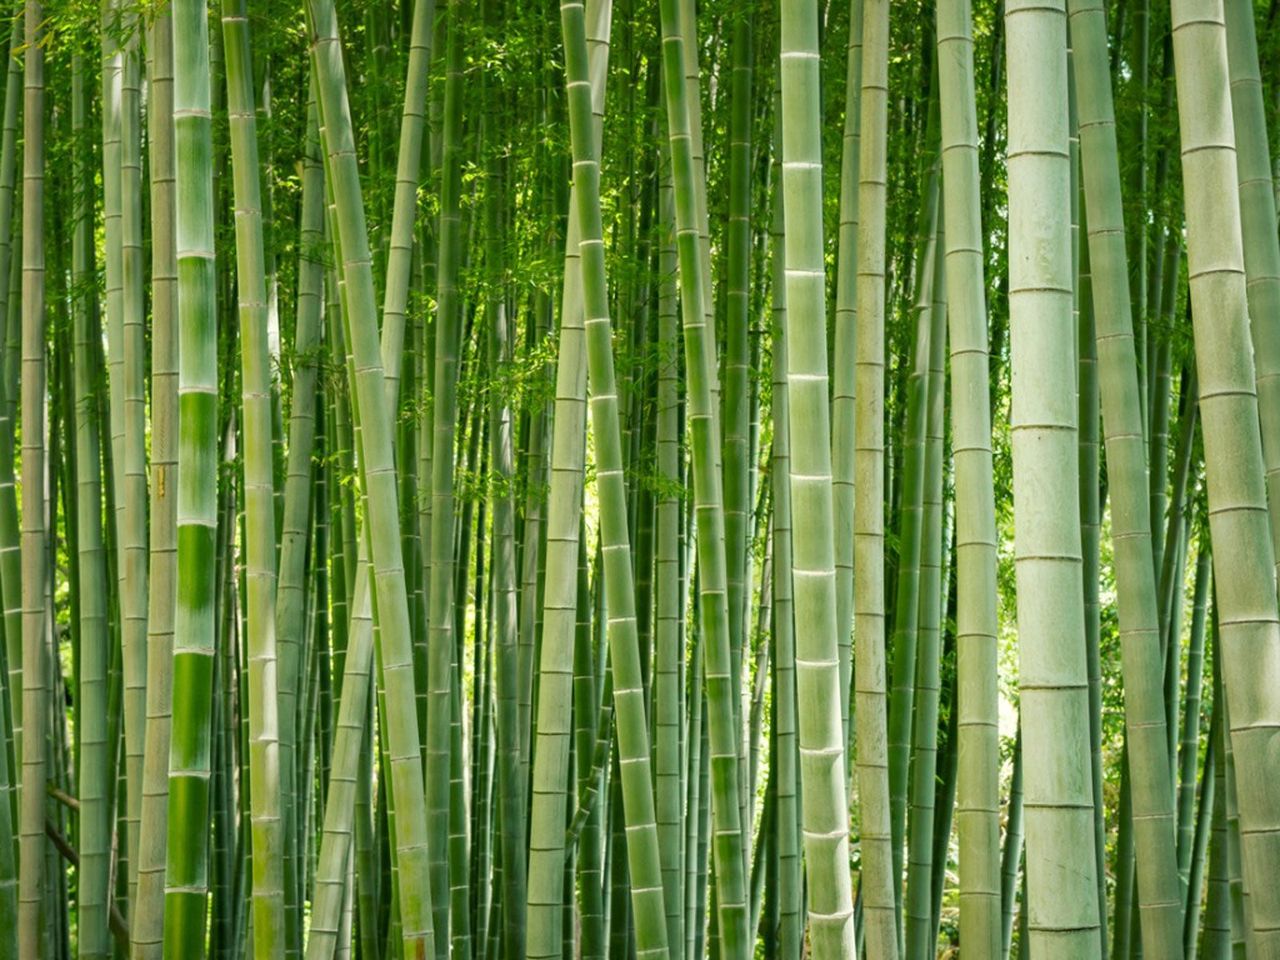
[
  {"left": 1006, "top": 0, "right": 1103, "bottom": 954},
  {"left": 854, "top": 1, "right": 900, "bottom": 954},
  {"left": 16, "top": 2, "right": 44, "bottom": 953},
  {"left": 1170, "top": 0, "right": 1280, "bottom": 950}
]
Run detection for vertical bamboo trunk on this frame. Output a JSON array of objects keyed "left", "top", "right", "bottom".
[
  {"left": 854, "top": 1, "right": 900, "bottom": 954},
  {"left": 832, "top": 0, "right": 862, "bottom": 763},
  {"left": 120, "top": 9, "right": 150, "bottom": 909},
  {"left": 221, "top": 0, "right": 285, "bottom": 952},
  {"left": 133, "top": 9, "right": 179, "bottom": 955},
  {"left": 769, "top": 95, "right": 802, "bottom": 960},
  {"left": 161, "top": 6, "right": 221, "bottom": 942},
  {"left": 779, "top": 0, "right": 858, "bottom": 956},
  {"left": 935, "top": 0, "right": 1003, "bottom": 952},
  {"left": 15, "top": 1, "right": 44, "bottom": 953},
  {"left": 72, "top": 48, "right": 111, "bottom": 960},
  {"left": 1005, "top": 1, "right": 1104, "bottom": 956},
  {"left": 1169, "top": 1, "right": 1280, "bottom": 951}
]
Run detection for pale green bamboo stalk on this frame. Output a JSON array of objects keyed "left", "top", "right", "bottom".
[
  {"left": 1065, "top": 0, "right": 1185, "bottom": 953},
  {"left": 1006, "top": 1, "right": 1103, "bottom": 955},
  {"left": 307, "top": 0, "right": 435, "bottom": 955},
  {"left": 1169, "top": 1, "right": 1280, "bottom": 951},
  {"left": 780, "top": 0, "right": 859, "bottom": 939},
  {"left": 854, "top": 1, "right": 900, "bottom": 954},
  {"left": 768, "top": 94, "right": 802, "bottom": 960},
  {"left": 15, "top": 2, "right": 44, "bottom": 953},
  {"left": 72, "top": 48, "right": 111, "bottom": 960},
  {"left": 833, "top": 0, "right": 862, "bottom": 758},
  {"left": 935, "top": 0, "right": 1003, "bottom": 950},
  {"left": 655, "top": 2, "right": 750, "bottom": 954},
  {"left": 272, "top": 87, "right": 323, "bottom": 960},
  {"left": 522, "top": 0, "right": 601, "bottom": 943},
  {"left": 1223, "top": 0, "right": 1280, "bottom": 587},
  {"left": 133, "top": 8, "right": 179, "bottom": 955},
  {"left": 221, "top": 0, "right": 285, "bottom": 951}
]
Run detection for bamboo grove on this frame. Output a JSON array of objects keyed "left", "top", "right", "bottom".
[{"left": 0, "top": 0, "right": 1278, "bottom": 956}]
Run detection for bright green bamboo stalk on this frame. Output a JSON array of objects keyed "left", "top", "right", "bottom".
[
  {"left": 1066, "top": 1, "right": 1185, "bottom": 953},
  {"left": 935, "top": 0, "right": 1002, "bottom": 950},
  {"left": 832, "top": 0, "right": 862, "bottom": 762},
  {"left": 558, "top": 7, "right": 669, "bottom": 956},
  {"left": 72, "top": 48, "right": 111, "bottom": 960},
  {"left": 655, "top": 2, "right": 749, "bottom": 954},
  {"left": 853, "top": 0, "right": 899, "bottom": 954},
  {"left": 1223, "top": 0, "right": 1280, "bottom": 585},
  {"left": 1169, "top": 1, "right": 1280, "bottom": 951},
  {"left": 15, "top": 1, "right": 44, "bottom": 952},
  {"left": 904, "top": 211, "right": 946, "bottom": 960},
  {"left": 221, "top": 0, "right": 285, "bottom": 951},
  {"left": 1005, "top": 1, "right": 1103, "bottom": 955},
  {"left": 307, "top": 0, "right": 437, "bottom": 956},
  {"left": 162, "top": 0, "right": 222, "bottom": 951},
  {"left": 778, "top": 2, "right": 859, "bottom": 958},
  {"left": 888, "top": 168, "right": 939, "bottom": 915}
]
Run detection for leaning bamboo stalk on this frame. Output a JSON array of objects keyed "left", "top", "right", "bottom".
[
  {"left": 656, "top": 1, "right": 750, "bottom": 951},
  {"left": 1066, "top": 0, "right": 1185, "bottom": 952},
  {"left": 306, "top": 0, "right": 436, "bottom": 954}
]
